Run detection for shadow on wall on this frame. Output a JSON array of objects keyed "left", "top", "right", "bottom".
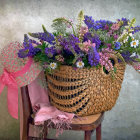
[{"left": 0, "top": 88, "right": 19, "bottom": 140}]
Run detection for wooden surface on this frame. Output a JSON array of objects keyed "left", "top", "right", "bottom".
[
  {"left": 70, "top": 113, "right": 104, "bottom": 131},
  {"left": 20, "top": 86, "right": 104, "bottom": 140},
  {"left": 72, "top": 113, "right": 102, "bottom": 124},
  {"left": 20, "top": 86, "right": 33, "bottom": 140}
]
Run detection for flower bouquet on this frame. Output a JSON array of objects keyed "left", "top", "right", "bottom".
[{"left": 18, "top": 11, "right": 140, "bottom": 116}]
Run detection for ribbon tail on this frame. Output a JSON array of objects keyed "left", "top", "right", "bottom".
[
  {"left": 0, "top": 82, "right": 5, "bottom": 96},
  {"left": 7, "top": 86, "right": 18, "bottom": 119}
]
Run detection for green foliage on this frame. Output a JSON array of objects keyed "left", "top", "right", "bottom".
[
  {"left": 52, "top": 17, "right": 76, "bottom": 36},
  {"left": 42, "top": 24, "right": 48, "bottom": 33},
  {"left": 51, "top": 18, "right": 67, "bottom": 35},
  {"left": 83, "top": 56, "right": 89, "bottom": 67},
  {"left": 63, "top": 54, "right": 75, "bottom": 65},
  {"left": 28, "top": 32, "right": 34, "bottom": 37},
  {"left": 128, "top": 18, "right": 136, "bottom": 31},
  {"left": 113, "top": 67, "right": 117, "bottom": 73},
  {"left": 115, "top": 52, "right": 126, "bottom": 64},
  {"left": 33, "top": 43, "right": 52, "bottom": 65}
]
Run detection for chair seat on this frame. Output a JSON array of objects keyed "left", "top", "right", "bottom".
[
  {"left": 70, "top": 113, "right": 104, "bottom": 131},
  {"left": 29, "top": 113, "right": 104, "bottom": 135},
  {"left": 72, "top": 113, "right": 102, "bottom": 125}
]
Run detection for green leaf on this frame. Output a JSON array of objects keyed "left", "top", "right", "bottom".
[
  {"left": 42, "top": 24, "right": 48, "bottom": 33},
  {"left": 115, "top": 52, "right": 126, "bottom": 64},
  {"left": 114, "top": 67, "right": 117, "bottom": 73},
  {"left": 135, "top": 58, "right": 140, "bottom": 62},
  {"left": 83, "top": 56, "right": 89, "bottom": 67}
]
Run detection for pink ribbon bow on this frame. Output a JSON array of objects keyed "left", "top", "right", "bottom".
[{"left": 0, "top": 57, "right": 33, "bottom": 119}]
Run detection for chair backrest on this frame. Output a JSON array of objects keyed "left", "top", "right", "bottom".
[
  {"left": 20, "top": 86, "right": 33, "bottom": 140},
  {"left": 21, "top": 86, "right": 32, "bottom": 119}
]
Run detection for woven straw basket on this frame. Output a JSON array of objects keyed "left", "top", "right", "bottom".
[{"left": 47, "top": 54, "right": 126, "bottom": 116}]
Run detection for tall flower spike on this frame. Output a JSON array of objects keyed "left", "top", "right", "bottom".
[
  {"left": 28, "top": 32, "right": 55, "bottom": 45},
  {"left": 88, "top": 46, "right": 100, "bottom": 66},
  {"left": 77, "top": 10, "right": 85, "bottom": 36}
]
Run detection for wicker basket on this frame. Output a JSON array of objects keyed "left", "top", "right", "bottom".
[{"left": 47, "top": 54, "right": 126, "bottom": 116}]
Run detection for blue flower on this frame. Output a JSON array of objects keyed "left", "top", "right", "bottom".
[
  {"left": 88, "top": 47, "right": 100, "bottom": 66},
  {"left": 114, "top": 42, "right": 121, "bottom": 50}
]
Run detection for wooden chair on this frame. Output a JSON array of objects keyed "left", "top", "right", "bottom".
[{"left": 20, "top": 85, "right": 104, "bottom": 140}]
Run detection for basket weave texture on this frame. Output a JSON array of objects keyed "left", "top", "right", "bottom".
[{"left": 47, "top": 55, "right": 126, "bottom": 116}]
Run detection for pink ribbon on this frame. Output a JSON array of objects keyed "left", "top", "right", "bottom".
[{"left": 0, "top": 57, "right": 33, "bottom": 119}]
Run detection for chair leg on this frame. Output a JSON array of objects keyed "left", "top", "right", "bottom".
[
  {"left": 96, "top": 124, "right": 101, "bottom": 140},
  {"left": 84, "top": 130, "right": 92, "bottom": 140},
  {"left": 42, "top": 128, "right": 48, "bottom": 139}
]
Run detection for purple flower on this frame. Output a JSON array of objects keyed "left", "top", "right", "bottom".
[
  {"left": 118, "top": 18, "right": 129, "bottom": 26},
  {"left": 88, "top": 47, "right": 100, "bottom": 66},
  {"left": 114, "top": 42, "right": 121, "bottom": 50},
  {"left": 18, "top": 34, "right": 41, "bottom": 58},
  {"left": 84, "top": 33, "right": 101, "bottom": 49},
  {"left": 107, "top": 43, "right": 112, "bottom": 49},
  {"left": 30, "top": 39, "right": 41, "bottom": 46},
  {"left": 45, "top": 46, "right": 56, "bottom": 57},
  {"left": 18, "top": 47, "right": 41, "bottom": 58},
  {"left": 58, "top": 34, "right": 81, "bottom": 55},
  {"left": 84, "top": 15, "right": 113, "bottom": 30},
  {"left": 114, "top": 34, "right": 118, "bottom": 40},
  {"left": 132, "top": 25, "right": 140, "bottom": 34},
  {"left": 23, "top": 34, "right": 41, "bottom": 48},
  {"left": 84, "top": 16, "right": 94, "bottom": 29},
  {"left": 104, "top": 25, "right": 109, "bottom": 30},
  {"left": 29, "top": 32, "right": 55, "bottom": 45},
  {"left": 119, "top": 51, "right": 138, "bottom": 63},
  {"left": 23, "top": 34, "right": 32, "bottom": 48}
]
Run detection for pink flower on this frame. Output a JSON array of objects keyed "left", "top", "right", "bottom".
[
  {"left": 114, "top": 34, "right": 118, "bottom": 40},
  {"left": 79, "top": 26, "right": 88, "bottom": 36},
  {"left": 133, "top": 63, "right": 140, "bottom": 70},
  {"left": 99, "top": 52, "right": 114, "bottom": 72},
  {"left": 111, "top": 23, "right": 120, "bottom": 31},
  {"left": 104, "top": 25, "right": 109, "bottom": 30},
  {"left": 82, "top": 40, "right": 96, "bottom": 52},
  {"left": 107, "top": 30, "right": 113, "bottom": 36},
  {"left": 107, "top": 43, "right": 112, "bottom": 49}
]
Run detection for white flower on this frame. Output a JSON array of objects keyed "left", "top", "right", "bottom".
[
  {"left": 130, "top": 52, "right": 136, "bottom": 57},
  {"left": 50, "top": 62, "right": 57, "bottom": 69},
  {"left": 130, "top": 40, "right": 139, "bottom": 48},
  {"left": 76, "top": 61, "right": 84, "bottom": 68},
  {"left": 129, "top": 33, "right": 133, "bottom": 37}
]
